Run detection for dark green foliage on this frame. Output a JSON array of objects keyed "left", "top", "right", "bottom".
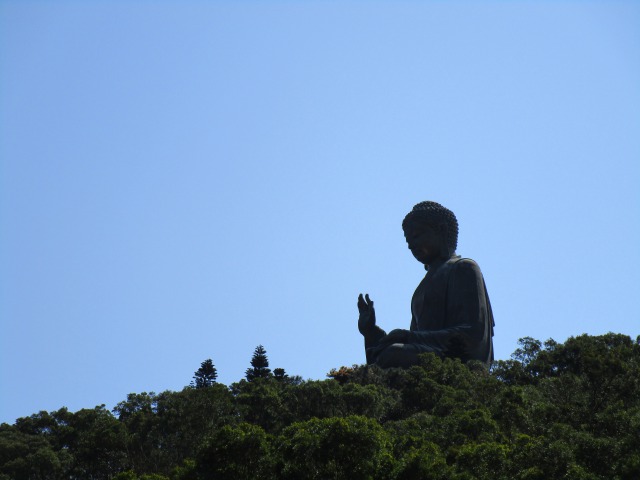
[
  {"left": 1, "top": 405, "right": 124, "bottom": 480},
  {"left": 279, "top": 416, "right": 393, "bottom": 480},
  {"left": 2, "top": 333, "right": 639, "bottom": 479},
  {"left": 113, "top": 472, "right": 170, "bottom": 480},
  {"left": 197, "top": 423, "right": 273, "bottom": 479},
  {"left": 0, "top": 424, "right": 71, "bottom": 480},
  {"left": 111, "top": 386, "right": 236, "bottom": 476},
  {"left": 281, "top": 380, "right": 400, "bottom": 424},
  {"left": 191, "top": 359, "right": 217, "bottom": 389},
  {"left": 245, "top": 345, "right": 271, "bottom": 381},
  {"left": 390, "top": 443, "right": 451, "bottom": 480}
]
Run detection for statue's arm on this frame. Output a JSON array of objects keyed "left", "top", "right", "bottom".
[
  {"left": 363, "top": 327, "right": 387, "bottom": 364},
  {"left": 408, "top": 260, "right": 489, "bottom": 355},
  {"left": 358, "top": 294, "right": 387, "bottom": 363}
]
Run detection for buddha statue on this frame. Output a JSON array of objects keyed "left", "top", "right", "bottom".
[{"left": 358, "top": 201, "right": 494, "bottom": 368}]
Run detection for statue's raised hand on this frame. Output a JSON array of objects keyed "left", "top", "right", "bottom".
[{"left": 357, "top": 293, "right": 376, "bottom": 335}]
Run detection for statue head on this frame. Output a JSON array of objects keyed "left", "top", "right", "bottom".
[{"left": 402, "top": 201, "right": 458, "bottom": 265}]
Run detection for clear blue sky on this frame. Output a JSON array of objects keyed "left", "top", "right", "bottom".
[{"left": 1, "top": 1, "right": 639, "bottom": 425}]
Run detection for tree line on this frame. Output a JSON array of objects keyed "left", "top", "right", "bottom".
[{"left": 1, "top": 334, "right": 639, "bottom": 479}]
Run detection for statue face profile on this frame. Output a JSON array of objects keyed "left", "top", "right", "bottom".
[
  {"left": 402, "top": 201, "right": 458, "bottom": 265},
  {"left": 403, "top": 222, "right": 442, "bottom": 265}
]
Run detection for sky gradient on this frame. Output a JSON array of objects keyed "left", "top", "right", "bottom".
[{"left": 1, "top": 1, "right": 639, "bottom": 424}]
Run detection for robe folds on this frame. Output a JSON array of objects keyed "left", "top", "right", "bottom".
[{"left": 365, "top": 255, "right": 494, "bottom": 367}]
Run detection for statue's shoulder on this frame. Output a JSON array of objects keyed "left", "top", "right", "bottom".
[
  {"left": 446, "top": 255, "right": 476, "bottom": 265},
  {"left": 449, "top": 257, "right": 483, "bottom": 275}
]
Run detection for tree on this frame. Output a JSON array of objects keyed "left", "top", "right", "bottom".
[
  {"left": 246, "top": 345, "right": 271, "bottom": 381},
  {"left": 279, "top": 416, "right": 393, "bottom": 480},
  {"left": 191, "top": 359, "right": 217, "bottom": 389},
  {"left": 197, "top": 423, "right": 274, "bottom": 480}
]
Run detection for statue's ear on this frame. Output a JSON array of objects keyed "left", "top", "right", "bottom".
[{"left": 437, "top": 223, "right": 451, "bottom": 258}]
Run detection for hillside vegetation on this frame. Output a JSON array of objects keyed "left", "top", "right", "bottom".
[{"left": 1, "top": 334, "right": 639, "bottom": 480}]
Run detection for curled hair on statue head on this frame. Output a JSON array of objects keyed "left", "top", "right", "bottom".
[{"left": 402, "top": 201, "right": 459, "bottom": 257}]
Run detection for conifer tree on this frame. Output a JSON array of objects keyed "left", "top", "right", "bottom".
[
  {"left": 245, "top": 345, "right": 271, "bottom": 381},
  {"left": 273, "top": 368, "right": 287, "bottom": 381},
  {"left": 191, "top": 359, "right": 217, "bottom": 388}
]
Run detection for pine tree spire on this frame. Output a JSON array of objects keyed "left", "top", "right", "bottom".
[
  {"left": 191, "top": 359, "right": 217, "bottom": 388},
  {"left": 245, "top": 345, "right": 272, "bottom": 381}
]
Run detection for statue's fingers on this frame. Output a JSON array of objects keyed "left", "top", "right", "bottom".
[{"left": 366, "top": 294, "right": 374, "bottom": 309}]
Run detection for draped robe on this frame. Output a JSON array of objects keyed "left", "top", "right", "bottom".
[{"left": 364, "top": 255, "right": 494, "bottom": 368}]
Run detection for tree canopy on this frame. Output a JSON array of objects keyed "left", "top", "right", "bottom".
[
  {"left": 245, "top": 345, "right": 271, "bottom": 381},
  {"left": 1, "top": 333, "right": 639, "bottom": 479},
  {"left": 191, "top": 359, "right": 218, "bottom": 389}
]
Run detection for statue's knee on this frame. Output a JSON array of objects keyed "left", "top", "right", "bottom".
[{"left": 376, "top": 343, "right": 418, "bottom": 369}]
